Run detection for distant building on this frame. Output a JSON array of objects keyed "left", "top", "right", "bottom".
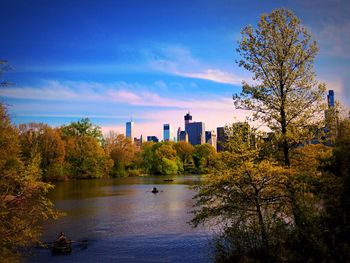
[
  {"left": 327, "top": 90, "right": 335, "bottom": 108},
  {"left": 184, "top": 112, "right": 192, "bottom": 125},
  {"left": 216, "top": 127, "right": 227, "bottom": 152},
  {"left": 177, "top": 127, "right": 188, "bottom": 142},
  {"left": 134, "top": 137, "right": 142, "bottom": 148},
  {"left": 147, "top": 136, "right": 159, "bottom": 142},
  {"left": 179, "top": 131, "right": 189, "bottom": 142},
  {"left": 163, "top": 123, "right": 172, "bottom": 141},
  {"left": 126, "top": 121, "right": 134, "bottom": 143},
  {"left": 234, "top": 122, "right": 251, "bottom": 145},
  {"left": 205, "top": 130, "right": 217, "bottom": 150},
  {"left": 184, "top": 112, "right": 205, "bottom": 145},
  {"left": 186, "top": 122, "right": 205, "bottom": 145},
  {"left": 324, "top": 90, "right": 337, "bottom": 146}
]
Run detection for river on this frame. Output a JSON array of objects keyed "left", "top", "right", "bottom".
[{"left": 22, "top": 175, "right": 214, "bottom": 263}]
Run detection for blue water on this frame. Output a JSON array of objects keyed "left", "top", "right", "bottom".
[{"left": 22, "top": 176, "right": 214, "bottom": 262}]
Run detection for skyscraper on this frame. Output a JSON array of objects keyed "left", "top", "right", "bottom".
[
  {"left": 126, "top": 121, "right": 134, "bottom": 142},
  {"left": 163, "top": 123, "right": 172, "bottom": 141},
  {"left": 147, "top": 136, "right": 159, "bottom": 142},
  {"left": 327, "top": 90, "right": 335, "bottom": 108},
  {"left": 205, "top": 130, "right": 217, "bottom": 150},
  {"left": 184, "top": 112, "right": 192, "bottom": 126},
  {"left": 184, "top": 112, "right": 205, "bottom": 145},
  {"left": 216, "top": 127, "right": 227, "bottom": 152},
  {"left": 177, "top": 127, "right": 189, "bottom": 142}
]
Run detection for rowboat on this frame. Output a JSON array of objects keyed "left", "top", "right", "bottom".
[{"left": 52, "top": 241, "right": 72, "bottom": 255}]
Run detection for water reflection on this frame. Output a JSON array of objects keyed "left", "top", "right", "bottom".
[{"left": 23, "top": 175, "right": 213, "bottom": 263}]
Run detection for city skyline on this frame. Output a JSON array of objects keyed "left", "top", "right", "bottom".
[{"left": 0, "top": 0, "right": 349, "bottom": 139}]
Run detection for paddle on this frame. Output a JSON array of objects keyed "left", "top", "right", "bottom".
[{"left": 36, "top": 239, "right": 88, "bottom": 249}]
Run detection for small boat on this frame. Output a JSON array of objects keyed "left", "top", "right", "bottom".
[
  {"left": 52, "top": 241, "right": 72, "bottom": 255},
  {"left": 151, "top": 187, "right": 159, "bottom": 193},
  {"left": 163, "top": 179, "right": 174, "bottom": 182}
]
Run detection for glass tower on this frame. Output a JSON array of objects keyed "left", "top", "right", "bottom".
[{"left": 126, "top": 121, "right": 134, "bottom": 142}]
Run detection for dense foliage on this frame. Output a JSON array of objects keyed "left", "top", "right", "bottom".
[
  {"left": 191, "top": 8, "right": 350, "bottom": 262},
  {"left": 0, "top": 104, "right": 59, "bottom": 262}
]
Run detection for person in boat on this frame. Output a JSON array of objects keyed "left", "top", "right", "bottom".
[
  {"left": 58, "top": 232, "right": 68, "bottom": 245},
  {"left": 151, "top": 187, "right": 159, "bottom": 193}
]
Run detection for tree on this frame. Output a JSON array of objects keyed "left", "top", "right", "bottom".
[
  {"left": 235, "top": 8, "right": 325, "bottom": 167},
  {"left": 104, "top": 131, "right": 136, "bottom": 176},
  {"left": 61, "top": 119, "right": 113, "bottom": 179},
  {"left": 154, "top": 143, "right": 180, "bottom": 175},
  {"left": 193, "top": 144, "right": 217, "bottom": 173},
  {"left": 19, "top": 123, "right": 66, "bottom": 181},
  {"left": 0, "top": 104, "right": 59, "bottom": 261},
  {"left": 174, "top": 141, "right": 195, "bottom": 172},
  {"left": 61, "top": 118, "right": 103, "bottom": 143},
  {"left": 191, "top": 126, "right": 291, "bottom": 261},
  {"left": 139, "top": 141, "right": 156, "bottom": 174},
  {"left": 65, "top": 136, "right": 113, "bottom": 179}
]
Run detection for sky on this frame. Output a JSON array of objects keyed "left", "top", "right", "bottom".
[{"left": 0, "top": 0, "right": 349, "bottom": 139}]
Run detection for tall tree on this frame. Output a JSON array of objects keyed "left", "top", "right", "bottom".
[
  {"left": 235, "top": 8, "right": 325, "bottom": 166},
  {"left": 0, "top": 104, "right": 59, "bottom": 261}
]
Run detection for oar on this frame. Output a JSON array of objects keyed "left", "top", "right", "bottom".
[{"left": 70, "top": 240, "right": 88, "bottom": 244}]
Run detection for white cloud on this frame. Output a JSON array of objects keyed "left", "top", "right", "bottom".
[
  {"left": 1, "top": 79, "right": 253, "bottom": 138},
  {"left": 148, "top": 45, "right": 247, "bottom": 85}
]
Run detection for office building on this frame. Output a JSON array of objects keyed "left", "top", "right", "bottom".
[
  {"left": 184, "top": 112, "right": 205, "bottom": 145},
  {"left": 327, "top": 90, "right": 335, "bottom": 108},
  {"left": 216, "top": 127, "right": 227, "bottom": 152},
  {"left": 126, "top": 121, "right": 134, "bottom": 142},
  {"left": 186, "top": 122, "right": 205, "bottom": 145},
  {"left": 178, "top": 131, "right": 189, "bottom": 142},
  {"left": 177, "top": 127, "right": 189, "bottom": 142},
  {"left": 184, "top": 112, "right": 192, "bottom": 125},
  {"left": 147, "top": 136, "right": 159, "bottom": 142},
  {"left": 205, "top": 130, "right": 217, "bottom": 150},
  {"left": 163, "top": 123, "right": 172, "bottom": 141}
]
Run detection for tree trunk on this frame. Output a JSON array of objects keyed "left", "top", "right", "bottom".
[
  {"left": 280, "top": 95, "right": 290, "bottom": 167},
  {"left": 255, "top": 196, "right": 269, "bottom": 253}
]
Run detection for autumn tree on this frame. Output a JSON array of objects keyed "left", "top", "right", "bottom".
[
  {"left": 62, "top": 119, "right": 113, "bottom": 179},
  {"left": 0, "top": 104, "right": 59, "bottom": 261},
  {"left": 19, "top": 123, "right": 66, "bottom": 181},
  {"left": 191, "top": 123, "right": 291, "bottom": 261},
  {"left": 104, "top": 131, "right": 136, "bottom": 176},
  {"left": 235, "top": 8, "right": 325, "bottom": 166}
]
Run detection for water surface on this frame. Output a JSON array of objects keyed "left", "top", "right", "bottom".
[{"left": 23, "top": 175, "right": 213, "bottom": 263}]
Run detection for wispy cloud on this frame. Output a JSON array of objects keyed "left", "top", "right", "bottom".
[
  {"left": 1, "top": 79, "right": 251, "bottom": 138},
  {"left": 0, "top": 80, "right": 234, "bottom": 109},
  {"left": 147, "top": 45, "right": 247, "bottom": 85}
]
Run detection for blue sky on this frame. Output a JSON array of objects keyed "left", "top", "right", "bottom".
[{"left": 1, "top": 0, "right": 349, "bottom": 138}]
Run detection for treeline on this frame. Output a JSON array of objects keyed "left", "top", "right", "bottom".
[{"left": 17, "top": 118, "right": 218, "bottom": 181}]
